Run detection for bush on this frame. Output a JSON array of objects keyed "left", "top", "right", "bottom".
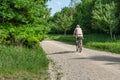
[{"left": 0, "top": 23, "right": 49, "bottom": 47}]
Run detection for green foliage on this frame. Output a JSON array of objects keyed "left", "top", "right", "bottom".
[
  {"left": 0, "top": 0, "right": 50, "bottom": 47},
  {"left": 114, "top": 0, "right": 120, "bottom": 34},
  {"left": 0, "top": 45, "right": 49, "bottom": 79},
  {"left": 0, "top": 23, "right": 50, "bottom": 47},
  {"left": 49, "top": 7, "right": 75, "bottom": 35},
  {"left": 0, "top": 0, "right": 49, "bottom": 24},
  {"left": 70, "top": 0, "right": 120, "bottom": 35},
  {"left": 74, "top": 0, "right": 94, "bottom": 33},
  {"left": 92, "top": 1, "right": 118, "bottom": 39},
  {"left": 49, "top": 0, "right": 120, "bottom": 36}
]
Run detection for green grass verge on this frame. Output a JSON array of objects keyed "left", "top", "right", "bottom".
[
  {"left": 86, "top": 42, "right": 120, "bottom": 54},
  {"left": 47, "top": 34, "right": 76, "bottom": 45},
  {"left": 0, "top": 45, "right": 49, "bottom": 80},
  {"left": 47, "top": 34, "right": 120, "bottom": 54}
]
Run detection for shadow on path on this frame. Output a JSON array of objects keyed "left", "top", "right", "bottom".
[
  {"left": 49, "top": 51, "right": 76, "bottom": 55},
  {"left": 71, "top": 55, "right": 120, "bottom": 65}
]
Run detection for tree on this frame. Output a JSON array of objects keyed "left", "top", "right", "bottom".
[
  {"left": 0, "top": 0, "right": 50, "bottom": 47},
  {"left": 50, "top": 7, "right": 75, "bottom": 35},
  {"left": 114, "top": 0, "right": 120, "bottom": 34},
  {"left": 92, "top": 1, "right": 118, "bottom": 39},
  {"left": 74, "top": 0, "right": 95, "bottom": 33}
]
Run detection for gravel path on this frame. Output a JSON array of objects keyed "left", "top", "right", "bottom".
[{"left": 41, "top": 40, "right": 120, "bottom": 80}]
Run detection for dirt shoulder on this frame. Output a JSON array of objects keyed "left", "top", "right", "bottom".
[{"left": 41, "top": 40, "right": 120, "bottom": 80}]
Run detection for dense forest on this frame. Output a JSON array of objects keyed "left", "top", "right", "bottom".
[{"left": 49, "top": 0, "right": 120, "bottom": 39}]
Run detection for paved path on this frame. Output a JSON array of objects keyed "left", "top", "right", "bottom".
[{"left": 41, "top": 40, "right": 120, "bottom": 80}]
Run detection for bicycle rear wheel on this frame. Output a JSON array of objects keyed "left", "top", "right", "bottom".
[
  {"left": 76, "top": 36, "right": 82, "bottom": 53},
  {"left": 78, "top": 42, "right": 82, "bottom": 53}
]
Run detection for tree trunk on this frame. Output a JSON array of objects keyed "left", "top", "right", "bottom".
[
  {"left": 2, "top": 17, "right": 4, "bottom": 23},
  {"left": 110, "top": 27, "right": 113, "bottom": 39},
  {"left": 64, "top": 30, "right": 67, "bottom": 36}
]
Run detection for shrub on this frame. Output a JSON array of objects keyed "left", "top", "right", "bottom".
[{"left": 0, "top": 23, "right": 49, "bottom": 47}]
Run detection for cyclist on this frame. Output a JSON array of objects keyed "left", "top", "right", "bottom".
[{"left": 73, "top": 24, "right": 83, "bottom": 51}]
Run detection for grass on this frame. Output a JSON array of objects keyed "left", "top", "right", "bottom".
[
  {"left": 86, "top": 41, "right": 120, "bottom": 54},
  {"left": 47, "top": 34, "right": 76, "bottom": 45},
  {"left": 0, "top": 45, "right": 49, "bottom": 80},
  {"left": 47, "top": 34, "right": 120, "bottom": 54}
]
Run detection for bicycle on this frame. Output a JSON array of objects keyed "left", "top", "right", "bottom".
[{"left": 76, "top": 37, "right": 82, "bottom": 53}]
